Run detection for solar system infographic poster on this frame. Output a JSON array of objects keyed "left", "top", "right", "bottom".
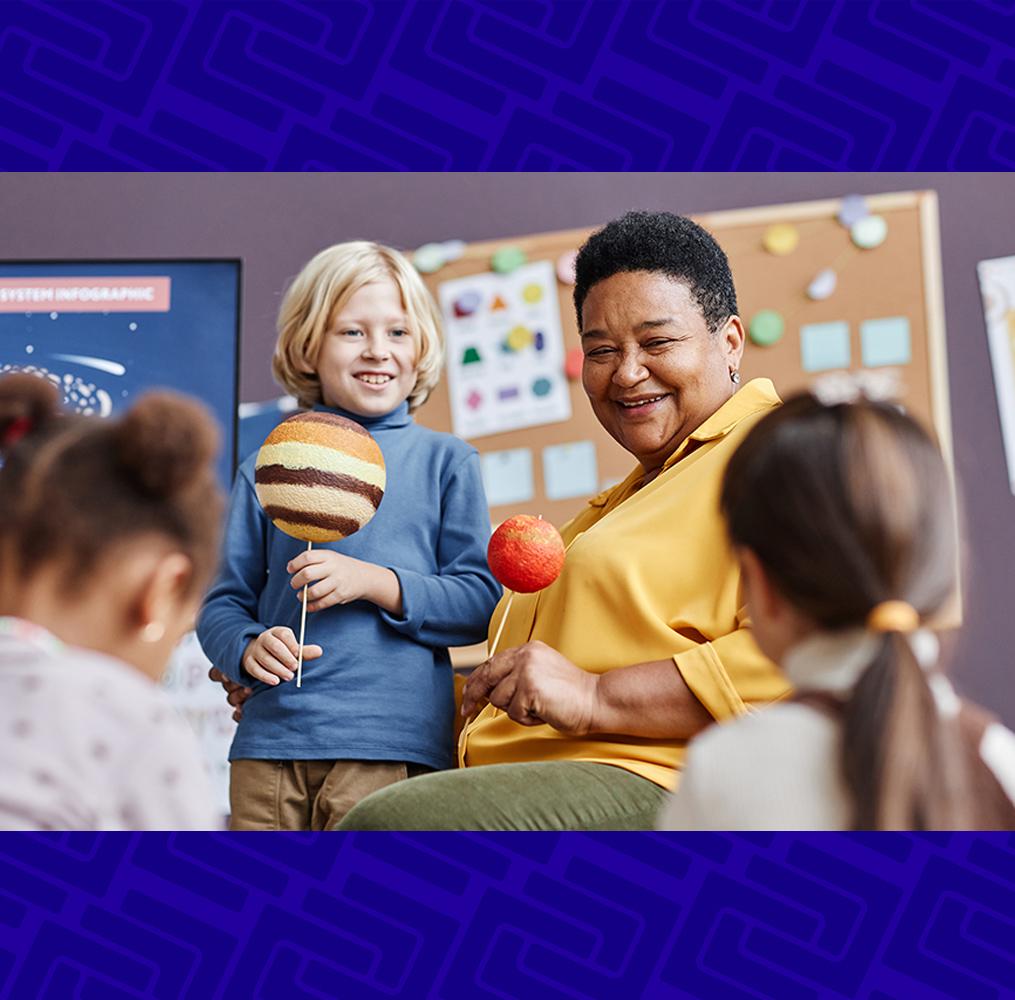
[
  {"left": 438, "top": 259, "right": 571, "bottom": 439},
  {"left": 0, "top": 260, "right": 241, "bottom": 489}
]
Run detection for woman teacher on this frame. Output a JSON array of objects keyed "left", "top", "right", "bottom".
[{"left": 343, "top": 211, "right": 790, "bottom": 829}]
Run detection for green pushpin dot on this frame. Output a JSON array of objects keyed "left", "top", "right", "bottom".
[
  {"left": 749, "top": 310, "right": 785, "bottom": 346},
  {"left": 491, "top": 246, "right": 527, "bottom": 274}
]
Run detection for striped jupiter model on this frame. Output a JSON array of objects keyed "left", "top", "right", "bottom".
[{"left": 253, "top": 411, "right": 385, "bottom": 543}]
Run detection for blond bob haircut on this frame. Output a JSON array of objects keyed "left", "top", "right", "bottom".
[{"left": 273, "top": 241, "right": 445, "bottom": 412}]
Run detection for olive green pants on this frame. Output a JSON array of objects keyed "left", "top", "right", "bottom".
[{"left": 335, "top": 761, "right": 667, "bottom": 831}]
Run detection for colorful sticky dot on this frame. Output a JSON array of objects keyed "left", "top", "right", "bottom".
[
  {"left": 762, "top": 223, "right": 799, "bottom": 256},
  {"left": 806, "top": 269, "right": 837, "bottom": 301},
  {"left": 413, "top": 243, "right": 446, "bottom": 274},
  {"left": 491, "top": 246, "right": 527, "bottom": 274},
  {"left": 749, "top": 310, "right": 785, "bottom": 346},
  {"left": 557, "top": 251, "right": 577, "bottom": 285},
  {"left": 851, "top": 215, "right": 887, "bottom": 250},
  {"left": 837, "top": 194, "right": 869, "bottom": 228},
  {"left": 564, "top": 346, "right": 584, "bottom": 380},
  {"left": 532, "top": 378, "right": 553, "bottom": 398},
  {"left": 440, "top": 239, "right": 466, "bottom": 262},
  {"left": 522, "top": 283, "right": 543, "bottom": 304}
]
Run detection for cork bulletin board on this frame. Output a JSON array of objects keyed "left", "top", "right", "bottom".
[{"left": 414, "top": 190, "right": 951, "bottom": 531}]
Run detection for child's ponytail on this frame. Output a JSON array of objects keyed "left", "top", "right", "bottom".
[{"left": 843, "top": 629, "right": 971, "bottom": 829}]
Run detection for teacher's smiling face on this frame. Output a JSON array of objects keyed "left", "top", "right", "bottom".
[{"left": 581, "top": 271, "right": 745, "bottom": 477}]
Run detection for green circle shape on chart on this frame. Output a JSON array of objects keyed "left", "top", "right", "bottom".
[{"left": 749, "top": 310, "right": 785, "bottom": 346}]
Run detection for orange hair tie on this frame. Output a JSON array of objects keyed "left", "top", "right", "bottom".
[{"left": 866, "top": 600, "right": 919, "bottom": 634}]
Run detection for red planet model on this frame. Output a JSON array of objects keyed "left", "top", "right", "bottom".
[
  {"left": 487, "top": 514, "right": 565, "bottom": 593},
  {"left": 484, "top": 515, "right": 565, "bottom": 659}
]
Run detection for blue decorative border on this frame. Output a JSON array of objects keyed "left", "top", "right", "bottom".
[
  {"left": 1, "top": 0, "right": 1014, "bottom": 170},
  {"left": 2, "top": 833, "right": 1014, "bottom": 997}
]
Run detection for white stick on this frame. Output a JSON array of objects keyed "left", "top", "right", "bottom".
[
  {"left": 296, "top": 539, "right": 312, "bottom": 688},
  {"left": 488, "top": 590, "right": 515, "bottom": 659}
]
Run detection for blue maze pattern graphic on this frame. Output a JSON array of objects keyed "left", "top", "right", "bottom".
[
  {"left": 1, "top": 833, "right": 1013, "bottom": 998},
  {"left": 0, "top": 0, "right": 1014, "bottom": 169}
]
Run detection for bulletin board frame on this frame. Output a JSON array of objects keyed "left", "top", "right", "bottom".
[{"left": 416, "top": 190, "right": 953, "bottom": 526}]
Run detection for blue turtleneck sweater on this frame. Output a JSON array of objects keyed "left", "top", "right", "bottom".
[{"left": 196, "top": 402, "right": 500, "bottom": 770}]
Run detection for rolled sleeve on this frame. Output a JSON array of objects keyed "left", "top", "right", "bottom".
[
  {"left": 673, "top": 626, "right": 790, "bottom": 723},
  {"left": 377, "top": 566, "right": 426, "bottom": 640}
]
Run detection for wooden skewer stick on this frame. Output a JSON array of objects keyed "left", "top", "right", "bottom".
[
  {"left": 487, "top": 590, "right": 515, "bottom": 659},
  {"left": 296, "top": 539, "right": 312, "bottom": 688}
]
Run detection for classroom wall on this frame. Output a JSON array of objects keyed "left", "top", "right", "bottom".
[{"left": 4, "top": 172, "right": 1013, "bottom": 723}]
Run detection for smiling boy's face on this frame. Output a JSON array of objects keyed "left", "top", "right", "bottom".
[{"left": 311, "top": 277, "right": 418, "bottom": 417}]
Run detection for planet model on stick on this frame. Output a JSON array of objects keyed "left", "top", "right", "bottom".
[
  {"left": 487, "top": 514, "right": 565, "bottom": 593},
  {"left": 486, "top": 515, "right": 565, "bottom": 658},
  {"left": 253, "top": 411, "right": 386, "bottom": 686},
  {"left": 254, "top": 411, "right": 385, "bottom": 542}
]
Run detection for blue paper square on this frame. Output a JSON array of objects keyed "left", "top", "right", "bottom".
[
  {"left": 480, "top": 448, "right": 533, "bottom": 506},
  {"left": 543, "top": 440, "right": 598, "bottom": 501},
  {"left": 800, "top": 321, "right": 851, "bottom": 372},
  {"left": 861, "top": 316, "right": 911, "bottom": 367}
]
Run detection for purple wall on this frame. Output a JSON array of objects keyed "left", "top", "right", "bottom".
[{"left": 4, "top": 172, "right": 1013, "bottom": 722}]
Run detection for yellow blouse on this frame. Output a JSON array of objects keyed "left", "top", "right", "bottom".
[{"left": 460, "top": 378, "right": 791, "bottom": 789}]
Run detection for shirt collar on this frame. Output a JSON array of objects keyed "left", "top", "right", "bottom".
[
  {"left": 0, "top": 616, "right": 64, "bottom": 656},
  {"left": 783, "top": 626, "right": 940, "bottom": 693},
  {"left": 312, "top": 400, "right": 412, "bottom": 431},
  {"left": 587, "top": 378, "right": 782, "bottom": 507}
]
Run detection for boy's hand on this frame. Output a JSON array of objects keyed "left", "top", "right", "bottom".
[
  {"left": 241, "top": 626, "right": 322, "bottom": 686},
  {"left": 287, "top": 549, "right": 377, "bottom": 612}
]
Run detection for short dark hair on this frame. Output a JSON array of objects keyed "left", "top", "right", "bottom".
[{"left": 573, "top": 211, "right": 738, "bottom": 332}]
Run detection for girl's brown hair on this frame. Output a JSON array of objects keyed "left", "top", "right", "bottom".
[
  {"left": 720, "top": 392, "right": 980, "bottom": 829},
  {"left": 0, "top": 373, "right": 223, "bottom": 598}
]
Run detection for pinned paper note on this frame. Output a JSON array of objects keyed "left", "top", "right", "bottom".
[
  {"left": 440, "top": 260, "right": 571, "bottom": 439},
  {"left": 543, "top": 441, "right": 598, "bottom": 501},
  {"left": 801, "top": 321, "right": 851, "bottom": 372},
  {"left": 481, "top": 448, "right": 534, "bottom": 507},
  {"left": 977, "top": 255, "right": 1015, "bottom": 495},
  {"left": 861, "top": 317, "right": 911, "bottom": 367}
]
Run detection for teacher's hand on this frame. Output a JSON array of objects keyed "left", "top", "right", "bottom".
[{"left": 461, "top": 641, "right": 599, "bottom": 737}]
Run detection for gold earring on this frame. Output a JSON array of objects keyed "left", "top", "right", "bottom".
[{"left": 141, "top": 622, "right": 165, "bottom": 643}]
